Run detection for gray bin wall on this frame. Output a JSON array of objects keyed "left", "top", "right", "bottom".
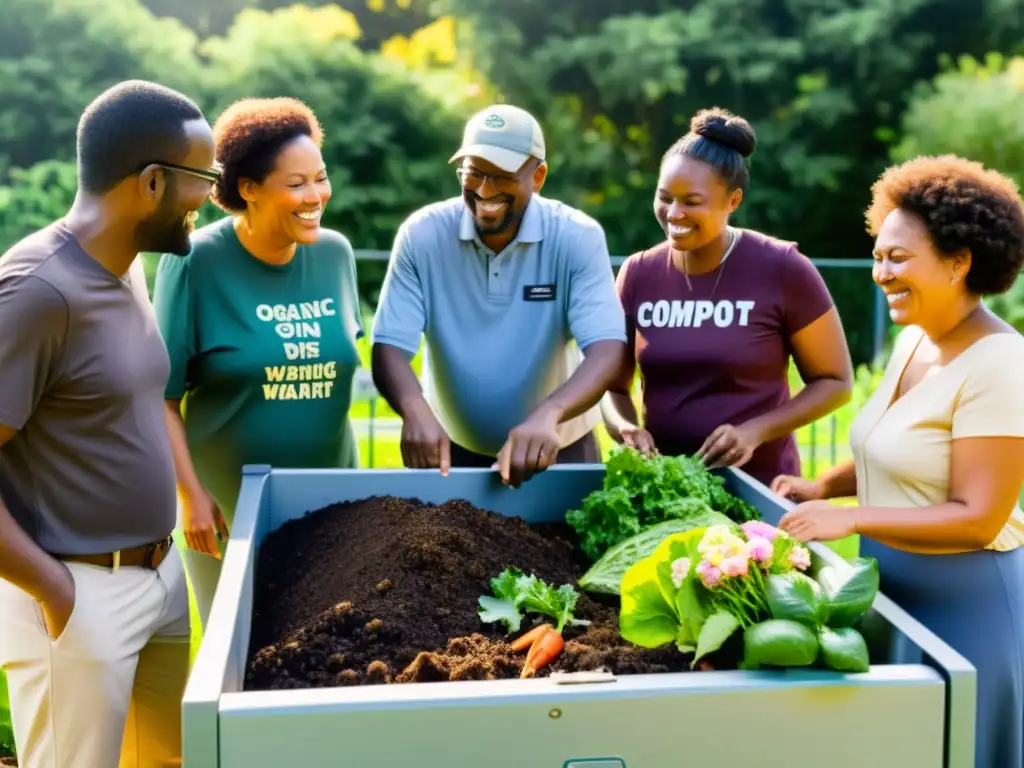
[{"left": 181, "top": 464, "right": 976, "bottom": 768}]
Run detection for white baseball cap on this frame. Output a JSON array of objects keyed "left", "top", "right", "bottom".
[{"left": 449, "top": 104, "right": 546, "bottom": 173}]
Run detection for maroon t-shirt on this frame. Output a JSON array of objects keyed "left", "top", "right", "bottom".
[{"left": 616, "top": 229, "right": 835, "bottom": 486}]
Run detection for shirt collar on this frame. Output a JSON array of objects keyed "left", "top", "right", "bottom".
[{"left": 458, "top": 196, "right": 544, "bottom": 244}]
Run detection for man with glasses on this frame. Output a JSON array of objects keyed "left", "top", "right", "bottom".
[
  {"left": 0, "top": 79, "right": 215, "bottom": 767},
  {"left": 372, "top": 104, "right": 629, "bottom": 487}
]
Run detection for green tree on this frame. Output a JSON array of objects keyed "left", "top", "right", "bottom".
[
  {"left": 437, "top": 0, "right": 1024, "bottom": 362},
  {"left": 0, "top": 0, "right": 202, "bottom": 179},
  {"left": 197, "top": 4, "right": 484, "bottom": 302}
]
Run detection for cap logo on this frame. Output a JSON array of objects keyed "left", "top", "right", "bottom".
[{"left": 483, "top": 114, "right": 506, "bottom": 129}]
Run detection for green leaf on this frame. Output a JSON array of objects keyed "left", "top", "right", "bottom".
[
  {"left": 818, "top": 627, "right": 870, "bottom": 673},
  {"left": 477, "top": 596, "right": 523, "bottom": 633},
  {"left": 489, "top": 568, "right": 525, "bottom": 602},
  {"left": 766, "top": 571, "right": 828, "bottom": 627},
  {"left": 743, "top": 619, "right": 820, "bottom": 669},
  {"left": 675, "top": 570, "right": 708, "bottom": 645},
  {"left": 651, "top": 529, "right": 705, "bottom": 607},
  {"left": 818, "top": 558, "right": 880, "bottom": 628},
  {"left": 619, "top": 556, "right": 679, "bottom": 648},
  {"left": 692, "top": 610, "right": 741, "bottom": 667},
  {"left": 578, "top": 516, "right": 733, "bottom": 595}
]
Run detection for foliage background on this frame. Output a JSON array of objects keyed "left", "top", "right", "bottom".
[
  {"left": 5, "top": 0, "right": 1024, "bottom": 363},
  {"left": 4, "top": 1, "right": 1024, "bottom": 758}
]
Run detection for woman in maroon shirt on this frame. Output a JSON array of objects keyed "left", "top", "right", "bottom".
[{"left": 603, "top": 107, "right": 854, "bottom": 486}]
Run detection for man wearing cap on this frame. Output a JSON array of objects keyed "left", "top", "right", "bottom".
[{"left": 371, "top": 104, "right": 629, "bottom": 487}]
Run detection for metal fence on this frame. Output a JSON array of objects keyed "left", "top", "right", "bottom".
[{"left": 351, "top": 250, "right": 886, "bottom": 473}]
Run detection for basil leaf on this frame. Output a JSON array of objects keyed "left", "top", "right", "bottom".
[
  {"left": 743, "top": 619, "right": 820, "bottom": 669},
  {"left": 818, "top": 627, "right": 870, "bottom": 673},
  {"left": 819, "top": 558, "right": 880, "bottom": 628},
  {"left": 692, "top": 610, "right": 741, "bottom": 668},
  {"left": 766, "top": 571, "right": 828, "bottom": 627}
]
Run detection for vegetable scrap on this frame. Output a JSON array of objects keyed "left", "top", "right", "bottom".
[
  {"left": 477, "top": 568, "right": 589, "bottom": 677},
  {"left": 566, "top": 447, "right": 760, "bottom": 565},
  {"left": 619, "top": 520, "right": 880, "bottom": 673}
]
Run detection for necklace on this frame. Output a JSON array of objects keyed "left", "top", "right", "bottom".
[{"left": 680, "top": 227, "right": 738, "bottom": 299}]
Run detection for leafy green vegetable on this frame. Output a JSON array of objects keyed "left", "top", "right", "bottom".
[
  {"left": 478, "top": 596, "right": 524, "bottom": 633},
  {"left": 566, "top": 446, "right": 760, "bottom": 561},
  {"left": 578, "top": 515, "right": 736, "bottom": 595},
  {"left": 765, "top": 572, "right": 829, "bottom": 627},
  {"left": 476, "top": 567, "right": 528, "bottom": 632},
  {"left": 619, "top": 556, "right": 680, "bottom": 649},
  {"left": 816, "top": 558, "right": 880, "bottom": 628},
  {"left": 619, "top": 529, "right": 709, "bottom": 651},
  {"left": 743, "top": 619, "right": 820, "bottom": 668},
  {"left": 477, "top": 568, "right": 588, "bottom": 634},
  {"left": 818, "top": 627, "right": 870, "bottom": 673},
  {"left": 515, "top": 574, "right": 588, "bottom": 632},
  {"left": 693, "top": 610, "right": 741, "bottom": 667}
]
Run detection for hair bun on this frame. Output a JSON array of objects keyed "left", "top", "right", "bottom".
[{"left": 691, "top": 107, "right": 756, "bottom": 158}]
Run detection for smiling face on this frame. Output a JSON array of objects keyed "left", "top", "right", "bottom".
[
  {"left": 135, "top": 118, "right": 217, "bottom": 255},
  {"left": 239, "top": 134, "right": 331, "bottom": 246},
  {"left": 458, "top": 156, "right": 545, "bottom": 242},
  {"left": 872, "top": 208, "right": 971, "bottom": 327},
  {"left": 654, "top": 154, "right": 742, "bottom": 252}
]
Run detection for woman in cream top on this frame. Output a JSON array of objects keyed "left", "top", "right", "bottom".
[{"left": 773, "top": 154, "right": 1024, "bottom": 768}]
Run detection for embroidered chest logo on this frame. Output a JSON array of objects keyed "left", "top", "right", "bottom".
[
  {"left": 523, "top": 284, "right": 556, "bottom": 302},
  {"left": 637, "top": 299, "right": 756, "bottom": 329}
]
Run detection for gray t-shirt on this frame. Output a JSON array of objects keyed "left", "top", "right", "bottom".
[
  {"left": 0, "top": 222, "right": 177, "bottom": 554},
  {"left": 372, "top": 195, "right": 626, "bottom": 456}
]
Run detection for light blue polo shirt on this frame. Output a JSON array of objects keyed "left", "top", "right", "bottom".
[{"left": 371, "top": 194, "right": 626, "bottom": 457}]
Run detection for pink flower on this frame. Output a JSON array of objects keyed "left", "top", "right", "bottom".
[
  {"left": 788, "top": 546, "right": 811, "bottom": 571},
  {"left": 696, "top": 560, "right": 722, "bottom": 588},
  {"left": 741, "top": 520, "right": 780, "bottom": 542},
  {"left": 670, "top": 557, "right": 691, "bottom": 589},
  {"left": 746, "top": 536, "right": 773, "bottom": 564},
  {"left": 720, "top": 555, "right": 749, "bottom": 578}
]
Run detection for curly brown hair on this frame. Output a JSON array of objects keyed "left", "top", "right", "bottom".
[
  {"left": 211, "top": 97, "right": 324, "bottom": 212},
  {"left": 865, "top": 154, "right": 1024, "bottom": 295}
]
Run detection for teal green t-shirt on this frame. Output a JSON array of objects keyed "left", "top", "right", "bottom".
[{"left": 153, "top": 216, "right": 363, "bottom": 515}]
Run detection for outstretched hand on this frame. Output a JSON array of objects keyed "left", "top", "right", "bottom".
[
  {"left": 697, "top": 423, "right": 761, "bottom": 469},
  {"left": 400, "top": 397, "right": 451, "bottom": 475},
  {"left": 493, "top": 411, "right": 561, "bottom": 488}
]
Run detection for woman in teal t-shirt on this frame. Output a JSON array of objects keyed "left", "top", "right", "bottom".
[{"left": 153, "top": 97, "right": 363, "bottom": 629}]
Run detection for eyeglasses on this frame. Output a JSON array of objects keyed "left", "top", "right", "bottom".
[
  {"left": 456, "top": 163, "right": 531, "bottom": 190},
  {"left": 144, "top": 161, "right": 222, "bottom": 184}
]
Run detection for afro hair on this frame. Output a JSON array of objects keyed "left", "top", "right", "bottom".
[
  {"left": 211, "top": 97, "right": 324, "bottom": 213},
  {"left": 865, "top": 154, "right": 1024, "bottom": 296}
]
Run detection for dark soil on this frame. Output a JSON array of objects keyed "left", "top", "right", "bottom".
[{"left": 244, "top": 496, "right": 708, "bottom": 689}]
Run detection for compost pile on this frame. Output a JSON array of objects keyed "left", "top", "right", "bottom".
[{"left": 245, "top": 495, "right": 691, "bottom": 690}]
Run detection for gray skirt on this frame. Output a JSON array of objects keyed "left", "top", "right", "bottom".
[{"left": 860, "top": 538, "right": 1024, "bottom": 767}]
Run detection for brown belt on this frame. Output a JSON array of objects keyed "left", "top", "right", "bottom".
[{"left": 54, "top": 535, "right": 172, "bottom": 570}]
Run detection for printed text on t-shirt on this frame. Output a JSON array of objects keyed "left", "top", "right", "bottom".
[
  {"left": 257, "top": 299, "right": 338, "bottom": 400},
  {"left": 636, "top": 299, "right": 755, "bottom": 329}
]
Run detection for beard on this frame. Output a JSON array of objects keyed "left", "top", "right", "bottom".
[
  {"left": 463, "top": 190, "right": 520, "bottom": 236},
  {"left": 135, "top": 186, "right": 194, "bottom": 256}
]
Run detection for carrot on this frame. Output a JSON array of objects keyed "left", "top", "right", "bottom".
[
  {"left": 520, "top": 629, "right": 565, "bottom": 678},
  {"left": 510, "top": 623, "right": 553, "bottom": 652}
]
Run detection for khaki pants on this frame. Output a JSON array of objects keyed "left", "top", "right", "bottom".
[{"left": 0, "top": 543, "right": 190, "bottom": 768}]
